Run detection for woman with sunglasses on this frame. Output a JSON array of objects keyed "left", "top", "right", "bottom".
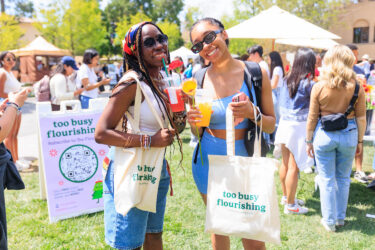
[
  {"left": 95, "top": 22, "right": 183, "bottom": 250},
  {"left": 187, "top": 18, "right": 275, "bottom": 250},
  {"left": 0, "top": 51, "right": 22, "bottom": 162}
]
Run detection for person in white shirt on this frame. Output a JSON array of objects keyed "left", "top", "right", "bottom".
[
  {"left": 0, "top": 51, "right": 22, "bottom": 162},
  {"left": 269, "top": 51, "right": 285, "bottom": 124},
  {"left": 50, "top": 56, "right": 84, "bottom": 111},
  {"left": 78, "top": 49, "right": 110, "bottom": 109},
  {"left": 247, "top": 45, "right": 270, "bottom": 78}
]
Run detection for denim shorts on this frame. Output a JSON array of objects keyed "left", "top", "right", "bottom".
[
  {"left": 79, "top": 95, "right": 92, "bottom": 109},
  {"left": 103, "top": 159, "right": 170, "bottom": 250},
  {"left": 192, "top": 130, "right": 248, "bottom": 194}
]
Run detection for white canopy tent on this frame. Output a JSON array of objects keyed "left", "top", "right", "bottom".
[
  {"left": 226, "top": 6, "right": 340, "bottom": 50},
  {"left": 275, "top": 38, "right": 339, "bottom": 50},
  {"left": 12, "top": 36, "right": 71, "bottom": 57},
  {"left": 170, "top": 46, "right": 199, "bottom": 66}
]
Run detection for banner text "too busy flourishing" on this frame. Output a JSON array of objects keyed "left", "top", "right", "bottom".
[{"left": 47, "top": 118, "right": 95, "bottom": 138}]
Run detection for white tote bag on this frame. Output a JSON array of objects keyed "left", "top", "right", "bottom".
[
  {"left": 113, "top": 71, "right": 167, "bottom": 216},
  {"left": 205, "top": 106, "right": 281, "bottom": 245}
]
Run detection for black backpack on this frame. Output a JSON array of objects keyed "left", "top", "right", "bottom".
[{"left": 193, "top": 61, "right": 269, "bottom": 159}]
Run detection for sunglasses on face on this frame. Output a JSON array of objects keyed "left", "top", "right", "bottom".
[
  {"left": 191, "top": 30, "right": 222, "bottom": 54},
  {"left": 143, "top": 34, "right": 168, "bottom": 48},
  {"left": 5, "top": 57, "right": 16, "bottom": 62}
]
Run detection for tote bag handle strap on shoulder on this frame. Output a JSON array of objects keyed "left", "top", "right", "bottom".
[
  {"left": 226, "top": 103, "right": 262, "bottom": 157},
  {"left": 123, "top": 71, "right": 166, "bottom": 132}
]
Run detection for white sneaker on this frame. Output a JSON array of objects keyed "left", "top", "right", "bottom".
[
  {"left": 336, "top": 219, "right": 345, "bottom": 227},
  {"left": 15, "top": 159, "right": 31, "bottom": 171},
  {"left": 304, "top": 167, "right": 314, "bottom": 174},
  {"left": 280, "top": 196, "right": 305, "bottom": 206},
  {"left": 284, "top": 203, "right": 308, "bottom": 215},
  {"left": 354, "top": 171, "right": 368, "bottom": 184},
  {"left": 321, "top": 219, "right": 336, "bottom": 232}
]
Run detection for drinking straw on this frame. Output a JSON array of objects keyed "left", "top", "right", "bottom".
[
  {"left": 192, "top": 96, "right": 204, "bottom": 166},
  {"left": 162, "top": 58, "right": 173, "bottom": 87}
]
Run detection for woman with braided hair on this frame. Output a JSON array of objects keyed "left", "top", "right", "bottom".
[{"left": 95, "top": 22, "right": 184, "bottom": 249}]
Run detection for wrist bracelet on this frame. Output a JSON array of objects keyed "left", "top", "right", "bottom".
[
  {"left": 358, "top": 141, "right": 363, "bottom": 144},
  {"left": 6, "top": 102, "right": 21, "bottom": 113},
  {"left": 305, "top": 139, "right": 313, "bottom": 144}
]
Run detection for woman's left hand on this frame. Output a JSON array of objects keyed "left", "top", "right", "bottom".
[
  {"left": 229, "top": 95, "right": 255, "bottom": 120},
  {"left": 306, "top": 143, "right": 314, "bottom": 158}
]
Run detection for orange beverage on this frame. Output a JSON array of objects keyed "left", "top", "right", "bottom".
[
  {"left": 182, "top": 79, "right": 197, "bottom": 96},
  {"left": 196, "top": 102, "right": 212, "bottom": 127}
]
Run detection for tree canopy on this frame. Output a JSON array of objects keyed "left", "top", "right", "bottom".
[
  {"left": 0, "top": 13, "right": 24, "bottom": 51},
  {"left": 38, "top": 0, "right": 106, "bottom": 56}
]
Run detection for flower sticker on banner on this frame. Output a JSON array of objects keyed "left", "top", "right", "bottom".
[
  {"left": 50, "top": 149, "right": 58, "bottom": 157},
  {"left": 98, "top": 149, "right": 106, "bottom": 156}
]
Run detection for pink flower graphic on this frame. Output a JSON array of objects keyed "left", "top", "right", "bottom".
[
  {"left": 98, "top": 149, "right": 106, "bottom": 156},
  {"left": 49, "top": 149, "right": 58, "bottom": 157}
]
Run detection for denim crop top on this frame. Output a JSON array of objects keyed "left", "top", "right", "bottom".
[
  {"left": 209, "top": 81, "right": 252, "bottom": 129},
  {"left": 279, "top": 78, "right": 315, "bottom": 122}
]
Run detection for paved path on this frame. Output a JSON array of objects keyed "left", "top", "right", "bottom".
[
  {"left": 18, "top": 92, "right": 111, "bottom": 161},
  {"left": 18, "top": 97, "right": 38, "bottom": 160}
]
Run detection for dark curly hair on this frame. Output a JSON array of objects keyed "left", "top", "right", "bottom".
[{"left": 115, "top": 22, "right": 183, "bottom": 164}]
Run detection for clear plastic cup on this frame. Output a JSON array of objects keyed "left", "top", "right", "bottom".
[
  {"left": 195, "top": 89, "right": 213, "bottom": 127},
  {"left": 164, "top": 85, "right": 185, "bottom": 112}
]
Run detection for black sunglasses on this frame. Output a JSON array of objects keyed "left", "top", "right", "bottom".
[
  {"left": 191, "top": 30, "right": 222, "bottom": 54},
  {"left": 5, "top": 57, "right": 16, "bottom": 62},
  {"left": 143, "top": 34, "right": 168, "bottom": 48}
]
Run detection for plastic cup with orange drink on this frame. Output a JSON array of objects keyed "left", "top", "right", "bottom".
[{"left": 195, "top": 89, "right": 213, "bottom": 127}]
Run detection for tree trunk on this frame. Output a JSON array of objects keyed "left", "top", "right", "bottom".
[{"left": 1, "top": 0, "right": 5, "bottom": 13}]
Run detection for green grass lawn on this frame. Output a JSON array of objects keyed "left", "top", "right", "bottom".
[{"left": 6, "top": 128, "right": 375, "bottom": 249}]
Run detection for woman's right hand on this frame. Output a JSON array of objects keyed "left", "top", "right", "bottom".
[
  {"left": 187, "top": 106, "right": 202, "bottom": 126},
  {"left": 74, "top": 88, "right": 85, "bottom": 96},
  {"left": 101, "top": 78, "right": 111, "bottom": 85},
  {"left": 8, "top": 88, "right": 29, "bottom": 107},
  {"left": 151, "top": 128, "right": 176, "bottom": 147}
]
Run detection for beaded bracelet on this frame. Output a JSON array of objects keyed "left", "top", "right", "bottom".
[
  {"left": 140, "top": 134, "right": 151, "bottom": 150},
  {"left": 6, "top": 102, "right": 21, "bottom": 114}
]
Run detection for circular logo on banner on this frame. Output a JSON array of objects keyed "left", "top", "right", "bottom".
[{"left": 59, "top": 144, "right": 98, "bottom": 183}]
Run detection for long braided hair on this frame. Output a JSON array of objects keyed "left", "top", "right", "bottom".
[{"left": 114, "top": 21, "right": 183, "bottom": 164}]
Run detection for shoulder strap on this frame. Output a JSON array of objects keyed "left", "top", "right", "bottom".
[
  {"left": 193, "top": 67, "right": 208, "bottom": 88},
  {"left": 344, "top": 82, "right": 360, "bottom": 117},
  {"left": 243, "top": 61, "right": 263, "bottom": 109},
  {"left": 244, "top": 61, "right": 262, "bottom": 88}
]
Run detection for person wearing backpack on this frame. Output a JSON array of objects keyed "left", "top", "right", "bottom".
[
  {"left": 186, "top": 17, "right": 275, "bottom": 250},
  {"left": 49, "top": 56, "right": 84, "bottom": 111},
  {"left": 0, "top": 51, "right": 22, "bottom": 162}
]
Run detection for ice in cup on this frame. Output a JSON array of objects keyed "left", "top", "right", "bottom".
[
  {"left": 195, "top": 89, "right": 213, "bottom": 127},
  {"left": 163, "top": 77, "right": 185, "bottom": 112}
]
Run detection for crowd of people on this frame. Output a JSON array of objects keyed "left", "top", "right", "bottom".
[{"left": 0, "top": 15, "right": 374, "bottom": 250}]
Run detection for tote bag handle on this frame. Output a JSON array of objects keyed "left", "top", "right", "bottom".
[
  {"left": 226, "top": 104, "right": 262, "bottom": 157},
  {"left": 121, "top": 71, "right": 166, "bottom": 133}
]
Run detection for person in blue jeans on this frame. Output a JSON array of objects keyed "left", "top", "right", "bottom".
[
  {"left": 306, "top": 45, "right": 366, "bottom": 232},
  {"left": 95, "top": 22, "right": 183, "bottom": 249}
]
